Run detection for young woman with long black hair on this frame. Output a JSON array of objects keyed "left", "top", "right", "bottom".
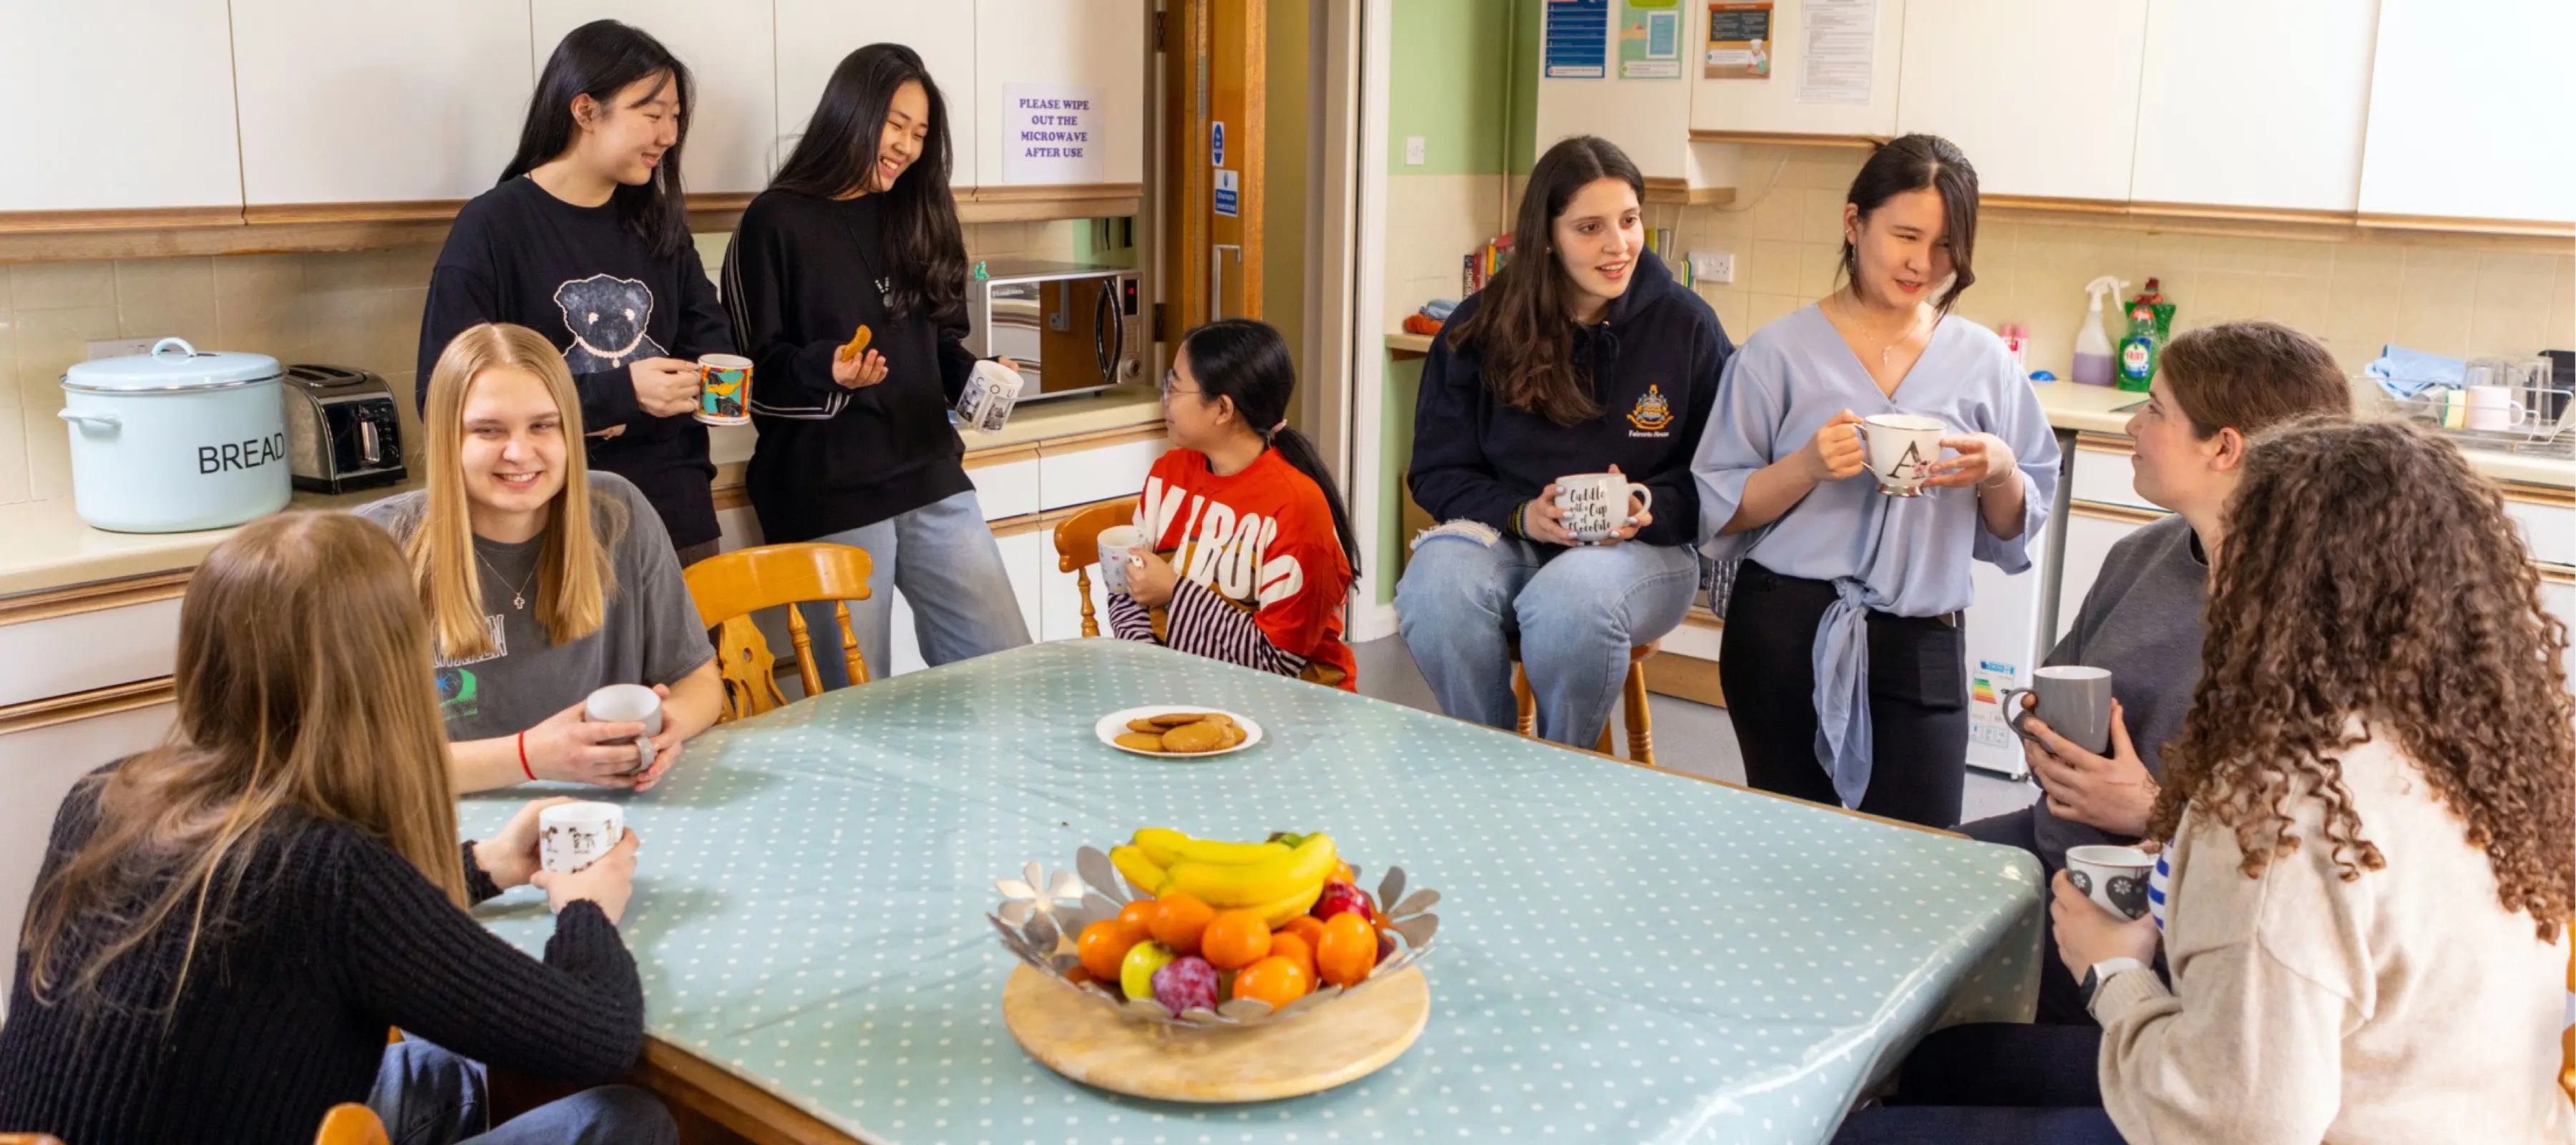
[
  {"left": 1111, "top": 319, "right": 1361, "bottom": 689},
  {"left": 419, "top": 19, "right": 733, "bottom": 567},
  {"left": 1692, "top": 134, "right": 2059, "bottom": 829},
  {"left": 1397, "top": 135, "right": 1732, "bottom": 748},
  {"left": 721, "top": 44, "right": 1030, "bottom": 683}
]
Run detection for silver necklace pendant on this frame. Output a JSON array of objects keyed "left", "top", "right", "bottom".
[{"left": 511, "top": 590, "right": 527, "bottom": 611}]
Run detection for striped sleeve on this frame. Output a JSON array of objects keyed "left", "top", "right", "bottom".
[
  {"left": 1163, "top": 578, "right": 1308, "bottom": 678},
  {"left": 1106, "top": 590, "right": 1156, "bottom": 643}
]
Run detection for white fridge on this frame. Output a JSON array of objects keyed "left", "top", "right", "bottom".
[{"left": 1959, "top": 437, "right": 2076, "bottom": 779}]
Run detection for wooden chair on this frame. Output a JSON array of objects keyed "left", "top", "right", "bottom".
[
  {"left": 1511, "top": 640, "right": 1658, "bottom": 764},
  {"left": 683, "top": 543, "right": 876, "bottom": 723},
  {"left": 0, "top": 1136, "right": 68, "bottom": 1145},
  {"left": 1050, "top": 497, "right": 1142, "bottom": 638},
  {"left": 313, "top": 1103, "right": 390, "bottom": 1145}
]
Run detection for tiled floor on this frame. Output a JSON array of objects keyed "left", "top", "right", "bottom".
[{"left": 1349, "top": 636, "right": 2039, "bottom": 826}]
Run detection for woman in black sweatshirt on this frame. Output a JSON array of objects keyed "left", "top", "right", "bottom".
[
  {"left": 0, "top": 512, "right": 668, "bottom": 1144},
  {"left": 419, "top": 19, "right": 732, "bottom": 566},
  {"left": 1397, "top": 135, "right": 1732, "bottom": 749},
  {"left": 722, "top": 44, "right": 1031, "bottom": 685}
]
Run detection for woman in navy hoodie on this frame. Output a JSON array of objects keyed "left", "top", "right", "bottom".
[{"left": 1398, "top": 135, "right": 1733, "bottom": 749}]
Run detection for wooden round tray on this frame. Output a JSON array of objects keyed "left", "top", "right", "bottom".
[{"left": 1000, "top": 963, "right": 1430, "bottom": 1102}]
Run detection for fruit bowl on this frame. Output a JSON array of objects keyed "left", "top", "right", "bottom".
[{"left": 986, "top": 837, "right": 1440, "bottom": 1029}]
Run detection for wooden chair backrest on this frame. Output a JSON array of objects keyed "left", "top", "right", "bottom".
[
  {"left": 0, "top": 1135, "right": 69, "bottom": 1145},
  {"left": 682, "top": 543, "right": 877, "bottom": 722},
  {"left": 1050, "top": 497, "right": 1141, "bottom": 638},
  {"left": 313, "top": 1103, "right": 391, "bottom": 1145}
]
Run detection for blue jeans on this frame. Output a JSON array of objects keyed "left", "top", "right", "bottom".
[
  {"left": 369, "top": 1039, "right": 675, "bottom": 1145},
  {"left": 796, "top": 489, "right": 1033, "bottom": 688},
  {"left": 1395, "top": 532, "right": 1698, "bottom": 747}
]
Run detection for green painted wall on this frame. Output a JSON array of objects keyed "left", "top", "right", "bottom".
[{"left": 1387, "top": 0, "right": 1513, "bottom": 175}]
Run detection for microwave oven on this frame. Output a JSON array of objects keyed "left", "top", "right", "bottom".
[{"left": 965, "top": 260, "right": 1144, "bottom": 401}]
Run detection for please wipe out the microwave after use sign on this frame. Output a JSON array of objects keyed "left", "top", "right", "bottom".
[{"left": 1002, "top": 84, "right": 1106, "bottom": 185}]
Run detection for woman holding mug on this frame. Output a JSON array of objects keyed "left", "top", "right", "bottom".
[
  {"left": 0, "top": 512, "right": 672, "bottom": 1144},
  {"left": 1692, "top": 134, "right": 2058, "bottom": 828},
  {"left": 1397, "top": 135, "right": 1734, "bottom": 747},
  {"left": 722, "top": 44, "right": 1030, "bottom": 684},
  {"left": 419, "top": 19, "right": 735, "bottom": 566},
  {"left": 360, "top": 323, "right": 721, "bottom": 794}
]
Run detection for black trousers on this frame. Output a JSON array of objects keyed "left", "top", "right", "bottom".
[{"left": 1720, "top": 560, "right": 1970, "bottom": 828}]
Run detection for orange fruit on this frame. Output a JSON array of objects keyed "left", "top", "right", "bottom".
[
  {"left": 1231, "top": 955, "right": 1313, "bottom": 1010},
  {"left": 1199, "top": 909, "right": 1274, "bottom": 970},
  {"left": 1277, "top": 915, "right": 1327, "bottom": 950},
  {"left": 1116, "top": 899, "right": 1162, "bottom": 931},
  {"left": 1316, "top": 912, "right": 1378, "bottom": 988},
  {"left": 1077, "top": 919, "right": 1146, "bottom": 981},
  {"left": 1148, "top": 892, "right": 1216, "bottom": 957},
  {"left": 1266, "top": 930, "right": 1317, "bottom": 980}
]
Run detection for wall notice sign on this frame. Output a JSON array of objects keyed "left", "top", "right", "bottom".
[
  {"left": 1704, "top": 2, "right": 1773, "bottom": 78},
  {"left": 1001, "top": 84, "right": 1106, "bottom": 184},
  {"left": 1214, "top": 168, "right": 1239, "bottom": 218},
  {"left": 1619, "top": 0, "right": 1682, "bottom": 79},
  {"left": 1797, "top": 0, "right": 1876, "bottom": 104},
  {"left": 1211, "top": 121, "right": 1226, "bottom": 167},
  {"left": 1543, "top": 0, "right": 1609, "bottom": 79}
]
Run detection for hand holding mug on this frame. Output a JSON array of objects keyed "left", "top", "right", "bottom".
[
  {"left": 2024, "top": 696, "right": 2157, "bottom": 837},
  {"left": 1521, "top": 483, "right": 1577, "bottom": 546},
  {"left": 470, "top": 796, "right": 580, "bottom": 891},
  {"left": 1800, "top": 410, "right": 1868, "bottom": 483},
  {"left": 531, "top": 827, "right": 640, "bottom": 925},
  {"left": 832, "top": 348, "right": 889, "bottom": 389},
  {"left": 522, "top": 701, "right": 650, "bottom": 787},
  {"left": 628, "top": 357, "right": 703, "bottom": 418},
  {"left": 1556, "top": 464, "right": 1653, "bottom": 546},
  {"left": 1124, "top": 544, "right": 1179, "bottom": 608},
  {"left": 628, "top": 683, "right": 685, "bottom": 793},
  {"left": 2049, "top": 868, "right": 2160, "bottom": 980},
  {"left": 1926, "top": 432, "right": 2017, "bottom": 490}
]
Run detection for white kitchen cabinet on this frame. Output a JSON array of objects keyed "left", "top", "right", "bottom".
[
  {"left": 2358, "top": 0, "right": 2576, "bottom": 223},
  {"left": 231, "top": 0, "right": 534, "bottom": 205},
  {"left": 1689, "top": 0, "right": 1905, "bottom": 138},
  {"left": 2542, "top": 575, "right": 2576, "bottom": 683},
  {"left": 0, "top": 595, "right": 184, "bottom": 709},
  {"left": 530, "top": 1, "right": 779, "bottom": 193},
  {"left": 967, "top": 455, "right": 1043, "bottom": 521},
  {"left": 2054, "top": 503, "right": 2152, "bottom": 643},
  {"left": 1895, "top": 0, "right": 2149, "bottom": 202},
  {"left": 2503, "top": 494, "right": 2575, "bottom": 569},
  {"left": 1038, "top": 437, "right": 1163, "bottom": 510},
  {"left": 0, "top": 697, "right": 180, "bottom": 1016},
  {"left": 1537, "top": 1, "right": 1715, "bottom": 190},
  {"left": 2129, "top": 0, "right": 2378, "bottom": 212},
  {"left": 0, "top": 3, "right": 243, "bottom": 213},
  {"left": 774, "top": 1, "right": 979, "bottom": 190},
  {"left": 972, "top": 0, "right": 1148, "bottom": 187},
  {"left": 2067, "top": 439, "right": 2156, "bottom": 513}
]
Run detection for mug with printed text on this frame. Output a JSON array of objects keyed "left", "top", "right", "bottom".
[{"left": 1553, "top": 472, "right": 1653, "bottom": 542}]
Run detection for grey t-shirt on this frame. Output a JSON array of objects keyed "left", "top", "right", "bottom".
[
  {"left": 354, "top": 472, "right": 713, "bottom": 742},
  {"left": 2030, "top": 512, "right": 2208, "bottom": 862}
]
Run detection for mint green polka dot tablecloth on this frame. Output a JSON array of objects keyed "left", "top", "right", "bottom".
[{"left": 459, "top": 639, "right": 2041, "bottom": 1144}]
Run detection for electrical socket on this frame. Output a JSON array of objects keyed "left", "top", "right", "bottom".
[
  {"left": 1404, "top": 136, "right": 1425, "bottom": 166},
  {"left": 1689, "top": 252, "right": 1735, "bottom": 285},
  {"left": 86, "top": 337, "right": 162, "bottom": 361}
]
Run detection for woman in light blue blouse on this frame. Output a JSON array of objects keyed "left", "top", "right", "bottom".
[{"left": 1691, "top": 135, "right": 2059, "bottom": 828}]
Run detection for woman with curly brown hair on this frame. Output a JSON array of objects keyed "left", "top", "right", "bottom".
[{"left": 1838, "top": 418, "right": 2575, "bottom": 1144}]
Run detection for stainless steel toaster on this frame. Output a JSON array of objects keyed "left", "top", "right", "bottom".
[{"left": 283, "top": 364, "right": 406, "bottom": 494}]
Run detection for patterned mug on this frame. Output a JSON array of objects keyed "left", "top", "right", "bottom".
[{"left": 696, "top": 354, "right": 753, "bottom": 426}]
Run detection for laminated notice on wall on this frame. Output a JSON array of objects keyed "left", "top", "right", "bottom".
[
  {"left": 1620, "top": 0, "right": 1682, "bottom": 79},
  {"left": 1703, "top": 2, "right": 1773, "bottom": 79},
  {"left": 1002, "top": 84, "right": 1106, "bottom": 184},
  {"left": 1544, "top": 0, "right": 1611, "bottom": 78},
  {"left": 1797, "top": 0, "right": 1875, "bottom": 104}
]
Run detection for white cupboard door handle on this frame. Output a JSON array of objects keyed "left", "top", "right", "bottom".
[{"left": 57, "top": 409, "right": 122, "bottom": 433}]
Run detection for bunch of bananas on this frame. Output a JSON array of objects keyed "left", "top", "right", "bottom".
[{"left": 1109, "top": 828, "right": 1339, "bottom": 926}]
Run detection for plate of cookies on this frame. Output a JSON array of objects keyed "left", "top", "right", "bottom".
[{"left": 1094, "top": 706, "right": 1265, "bottom": 759}]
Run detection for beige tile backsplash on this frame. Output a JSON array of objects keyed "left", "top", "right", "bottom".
[
  {"left": 0, "top": 220, "right": 1085, "bottom": 506},
  {"left": 1668, "top": 147, "right": 2575, "bottom": 384}
]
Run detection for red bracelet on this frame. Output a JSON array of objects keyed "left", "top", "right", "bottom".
[{"left": 517, "top": 730, "right": 535, "bottom": 781}]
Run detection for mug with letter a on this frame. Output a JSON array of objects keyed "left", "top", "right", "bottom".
[
  {"left": 1553, "top": 472, "right": 1653, "bottom": 542},
  {"left": 1856, "top": 413, "right": 1946, "bottom": 497},
  {"left": 695, "top": 354, "right": 753, "bottom": 426}
]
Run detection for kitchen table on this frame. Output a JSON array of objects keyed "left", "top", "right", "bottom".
[{"left": 459, "top": 639, "right": 2043, "bottom": 1144}]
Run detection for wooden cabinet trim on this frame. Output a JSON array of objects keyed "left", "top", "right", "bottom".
[
  {"left": 0, "top": 571, "right": 192, "bottom": 628},
  {"left": 0, "top": 677, "right": 177, "bottom": 736},
  {"left": 962, "top": 444, "right": 1043, "bottom": 470},
  {"left": 1687, "top": 130, "right": 1887, "bottom": 149},
  {"left": 2069, "top": 500, "right": 2169, "bottom": 526},
  {"left": 2540, "top": 564, "right": 2575, "bottom": 586},
  {"left": 1639, "top": 177, "right": 1736, "bottom": 207},
  {"left": 2072, "top": 432, "right": 2137, "bottom": 454},
  {"left": 1038, "top": 424, "right": 1169, "bottom": 454},
  {"left": 2500, "top": 481, "right": 2576, "bottom": 510}
]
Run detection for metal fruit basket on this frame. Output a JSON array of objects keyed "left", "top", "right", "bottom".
[{"left": 987, "top": 846, "right": 1441, "bottom": 1028}]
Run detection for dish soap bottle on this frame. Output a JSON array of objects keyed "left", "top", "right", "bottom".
[
  {"left": 2074, "top": 276, "right": 2125, "bottom": 386},
  {"left": 2117, "top": 293, "right": 2162, "bottom": 392}
]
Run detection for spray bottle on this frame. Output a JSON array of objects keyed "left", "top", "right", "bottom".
[{"left": 2073, "top": 276, "right": 2125, "bottom": 387}]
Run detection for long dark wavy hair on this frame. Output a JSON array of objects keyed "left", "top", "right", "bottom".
[
  {"left": 1179, "top": 319, "right": 1362, "bottom": 576},
  {"left": 1837, "top": 134, "right": 1979, "bottom": 313},
  {"left": 502, "top": 19, "right": 696, "bottom": 258},
  {"left": 2152, "top": 419, "right": 2572, "bottom": 940},
  {"left": 1443, "top": 135, "right": 1643, "bottom": 427},
  {"left": 771, "top": 44, "right": 968, "bottom": 324}
]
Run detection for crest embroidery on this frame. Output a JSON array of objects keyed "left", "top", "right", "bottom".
[{"left": 1626, "top": 384, "right": 1674, "bottom": 432}]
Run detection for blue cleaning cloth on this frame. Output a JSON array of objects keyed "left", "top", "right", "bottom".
[
  {"left": 2366, "top": 345, "right": 2466, "bottom": 398},
  {"left": 1420, "top": 298, "right": 1460, "bottom": 322}
]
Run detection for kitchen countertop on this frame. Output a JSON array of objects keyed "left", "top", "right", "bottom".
[
  {"left": 2029, "top": 379, "right": 2576, "bottom": 490},
  {"left": 1, "top": 386, "right": 1167, "bottom": 600}
]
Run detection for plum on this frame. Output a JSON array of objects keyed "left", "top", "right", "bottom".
[
  {"left": 1152, "top": 955, "right": 1220, "bottom": 1013},
  {"left": 1311, "top": 880, "right": 1372, "bottom": 923}
]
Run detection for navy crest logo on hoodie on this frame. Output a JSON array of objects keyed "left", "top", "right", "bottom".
[{"left": 1626, "top": 384, "right": 1674, "bottom": 436}]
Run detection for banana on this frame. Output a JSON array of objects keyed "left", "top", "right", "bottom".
[
  {"left": 1132, "top": 827, "right": 1291, "bottom": 869},
  {"left": 1108, "top": 844, "right": 1168, "bottom": 897},
  {"left": 1158, "top": 833, "right": 1337, "bottom": 908},
  {"left": 1243, "top": 880, "right": 1328, "bottom": 927}
]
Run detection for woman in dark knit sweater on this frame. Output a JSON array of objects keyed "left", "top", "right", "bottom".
[
  {"left": 722, "top": 44, "right": 1030, "bottom": 686},
  {"left": 0, "top": 512, "right": 669, "bottom": 1144}
]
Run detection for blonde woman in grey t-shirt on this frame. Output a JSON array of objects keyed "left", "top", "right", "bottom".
[{"left": 359, "top": 323, "right": 721, "bottom": 794}]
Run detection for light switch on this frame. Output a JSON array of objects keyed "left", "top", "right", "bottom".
[
  {"left": 1404, "top": 136, "right": 1426, "bottom": 166},
  {"left": 1689, "top": 252, "right": 1735, "bottom": 285}
]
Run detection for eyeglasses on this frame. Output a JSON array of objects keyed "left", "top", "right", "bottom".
[{"left": 1159, "top": 369, "right": 1201, "bottom": 398}]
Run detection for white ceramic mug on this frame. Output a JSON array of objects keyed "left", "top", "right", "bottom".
[
  {"left": 539, "top": 802, "right": 626, "bottom": 874},
  {"left": 2064, "top": 844, "right": 2156, "bottom": 920},
  {"left": 1553, "top": 472, "right": 1653, "bottom": 542},
  {"left": 584, "top": 683, "right": 662, "bottom": 775},
  {"left": 2464, "top": 385, "right": 2527, "bottom": 432},
  {"left": 1855, "top": 414, "right": 1946, "bottom": 496},
  {"left": 1096, "top": 525, "right": 1142, "bottom": 595}
]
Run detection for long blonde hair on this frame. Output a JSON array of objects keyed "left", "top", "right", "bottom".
[
  {"left": 20, "top": 512, "right": 466, "bottom": 1008},
  {"left": 415, "top": 323, "right": 618, "bottom": 658}
]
